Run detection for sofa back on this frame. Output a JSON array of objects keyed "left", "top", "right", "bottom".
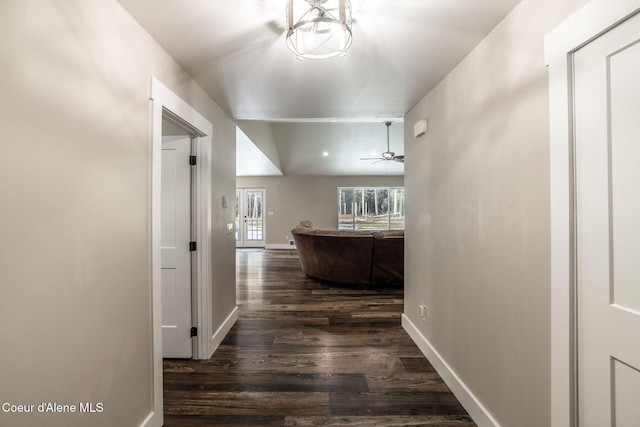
[
  {"left": 371, "top": 230, "right": 404, "bottom": 285},
  {"left": 292, "top": 226, "right": 375, "bottom": 284}
]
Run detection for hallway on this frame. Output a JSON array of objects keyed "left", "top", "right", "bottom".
[{"left": 162, "top": 249, "right": 475, "bottom": 426}]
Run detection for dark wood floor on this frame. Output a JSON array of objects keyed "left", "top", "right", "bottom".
[{"left": 163, "top": 249, "right": 476, "bottom": 427}]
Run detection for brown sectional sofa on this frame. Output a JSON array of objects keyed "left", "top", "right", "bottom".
[{"left": 291, "top": 222, "right": 404, "bottom": 285}]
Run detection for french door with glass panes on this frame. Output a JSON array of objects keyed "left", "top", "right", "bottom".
[{"left": 236, "top": 188, "right": 265, "bottom": 248}]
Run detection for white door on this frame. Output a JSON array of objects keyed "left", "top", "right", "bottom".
[
  {"left": 235, "top": 188, "right": 266, "bottom": 248},
  {"left": 161, "top": 136, "right": 193, "bottom": 358},
  {"left": 574, "top": 13, "right": 640, "bottom": 426}
]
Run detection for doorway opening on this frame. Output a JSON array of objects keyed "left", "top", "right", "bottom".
[{"left": 161, "top": 115, "right": 198, "bottom": 359}]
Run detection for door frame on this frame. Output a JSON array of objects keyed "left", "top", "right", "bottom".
[
  {"left": 235, "top": 188, "right": 266, "bottom": 248},
  {"left": 148, "top": 77, "right": 214, "bottom": 426},
  {"left": 545, "top": 2, "right": 640, "bottom": 426}
]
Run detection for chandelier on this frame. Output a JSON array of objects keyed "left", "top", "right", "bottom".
[{"left": 286, "top": 0, "right": 353, "bottom": 60}]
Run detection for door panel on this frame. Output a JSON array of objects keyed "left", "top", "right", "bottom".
[
  {"left": 574, "top": 13, "right": 640, "bottom": 426},
  {"left": 161, "top": 136, "right": 192, "bottom": 358},
  {"left": 609, "top": 40, "right": 640, "bottom": 314}
]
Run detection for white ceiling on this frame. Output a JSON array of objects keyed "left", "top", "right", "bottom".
[
  {"left": 118, "top": 0, "right": 521, "bottom": 175},
  {"left": 268, "top": 121, "right": 405, "bottom": 175}
]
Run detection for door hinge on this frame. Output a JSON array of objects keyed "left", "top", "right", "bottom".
[
  {"left": 189, "top": 155, "right": 197, "bottom": 165},
  {"left": 189, "top": 241, "right": 197, "bottom": 251},
  {"left": 190, "top": 327, "right": 197, "bottom": 337}
]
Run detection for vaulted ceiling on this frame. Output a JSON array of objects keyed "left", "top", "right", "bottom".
[{"left": 119, "top": 0, "right": 521, "bottom": 175}]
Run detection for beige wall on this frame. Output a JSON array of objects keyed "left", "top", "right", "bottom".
[
  {"left": 0, "top": 1, "right": 236, "bottom": 426},
  {"left": 403, "top": 0, "right": 589, "bottom": 426},
  {"left": 236, "top": 175, "right": 404, "bottom": 245}
]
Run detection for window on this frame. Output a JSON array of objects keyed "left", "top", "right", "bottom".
[{"left": 338, "top": 187, "right": 405, "bottom": 230}]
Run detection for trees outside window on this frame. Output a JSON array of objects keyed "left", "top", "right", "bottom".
[{"left": 338, "top": 187, "right": 404, "bottom": 230}]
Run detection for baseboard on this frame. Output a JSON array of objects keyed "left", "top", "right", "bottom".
[
  {"left": 208, "top": 306, "right": 239, "bottom": 357},
  {"left": 265, "top": 243, "right": 297, "bottom": 250},
  {"left": 402, "top": 314, "right": 500, "bottom": 427},
  {"left": 139, "top": 410, "right": 159, "bottom": 427}
]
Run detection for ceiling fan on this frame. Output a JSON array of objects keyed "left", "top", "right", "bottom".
[{"left": 360, "top": 121, "right": 404, "bottom": 163}]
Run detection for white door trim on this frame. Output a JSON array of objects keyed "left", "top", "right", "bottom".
[
  {"left": 146, "top": 77, "right": 214, "bottom": 427},
  {"left": 545, "top": 2, "right": 640, "bottom": 426}
]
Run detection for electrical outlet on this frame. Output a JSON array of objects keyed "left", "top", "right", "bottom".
[{"left": 419, "top": 304, "right": 427, "bottom": 321}]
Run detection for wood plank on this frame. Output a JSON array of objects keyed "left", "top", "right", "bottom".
[
  {"left": 165, "top": 414, "right": 285, "bottom": 426},
  {"left": 164, "top": 372, "right": 369, "bottom": 393},
  {"left": 284, "top": 415, "right": 476, "bottom": 426},
  {"left": 329, "top": 391, "right": 470, "bottom": 416},
  {"left": 164, "top": 391, "right": 330, "bottom": 416}
]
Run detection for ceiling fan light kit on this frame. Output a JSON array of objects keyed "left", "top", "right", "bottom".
[{"left": 286, "top": 0, "right": 353, "bottom": 60}]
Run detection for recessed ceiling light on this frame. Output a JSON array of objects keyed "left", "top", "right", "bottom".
[{"left": 322, "top": 151, "right": 329, "bottom": 157}]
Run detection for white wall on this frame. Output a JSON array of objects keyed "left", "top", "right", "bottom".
[
  {"left": 403, "top": 0, "right": 589, "bottom": 425},
  {"left": 236, "top": 175, "right": 404, "bottom": 246},
  {"left": 0, "top": 1, "right": 236, "bottom": 426}
]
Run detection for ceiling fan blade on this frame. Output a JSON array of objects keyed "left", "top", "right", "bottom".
[
  {"left": 360, "top": 157, "right": 383, "bottom": 161},
  {"left": 393, "top": 155, "right": 404, "bottom": 162}
]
